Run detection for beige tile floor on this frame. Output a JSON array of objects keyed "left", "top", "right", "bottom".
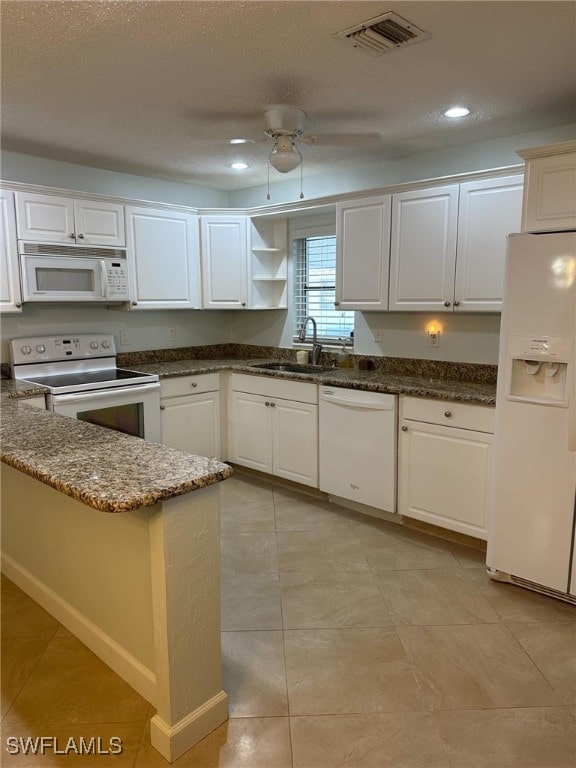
[{"left": 2, "top": 472, "right": 575, "bottom": 767}]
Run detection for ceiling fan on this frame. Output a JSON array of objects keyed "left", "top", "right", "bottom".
[{"left": 262, "top": 105, "right": 382, "bottom": 173}]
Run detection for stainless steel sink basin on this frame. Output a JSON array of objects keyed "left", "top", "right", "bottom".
[{"left": 251, "top": 362, "right": 332, "bottom": 375}]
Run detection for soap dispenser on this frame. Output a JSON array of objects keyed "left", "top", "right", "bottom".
[{"left": 337, "top": 338, "right": 350, "bottom": 369}]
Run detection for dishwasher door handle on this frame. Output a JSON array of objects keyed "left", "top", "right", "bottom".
[{"left": 322, "top": 394, "right": 393, "bottom": 410}]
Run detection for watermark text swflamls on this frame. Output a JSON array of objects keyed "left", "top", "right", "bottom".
[{"left": 5, "top": 736, "right": 123, "bottom": 756}]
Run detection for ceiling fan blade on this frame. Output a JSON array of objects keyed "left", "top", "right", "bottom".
[{"left": 301, "top": 133, "right": 382, "bottom": 146}]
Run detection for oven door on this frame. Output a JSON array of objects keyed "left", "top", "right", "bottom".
[{"left": 49, "top": 383, "right": 161, "bottom": 442}]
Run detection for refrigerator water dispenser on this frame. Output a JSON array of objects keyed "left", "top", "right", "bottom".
[{"left": 508, "top": 335, "right": 571, "bottom": 406}]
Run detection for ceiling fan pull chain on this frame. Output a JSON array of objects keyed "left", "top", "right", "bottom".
[
  {"left": 266, "top": 160, "right": 271, "bottom": 201},
  {"left": 300, "top": 153, "right": 304, "bottom": 199}
]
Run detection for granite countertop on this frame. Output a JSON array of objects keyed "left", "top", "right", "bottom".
[
  {"left": 0, "top": 380, "right": 233, "bottom": 513},
  {"left": 125, "top": 358, "right": 497, "bottom": 406},
  {"left": 0, "top": 353, "right": 494, "bottom": 514}
]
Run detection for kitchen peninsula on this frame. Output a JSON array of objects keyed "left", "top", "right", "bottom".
[{"left": 0, "top": 381, "right": 233, "bottom": 763}]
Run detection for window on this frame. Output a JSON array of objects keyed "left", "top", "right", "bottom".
[{"left": 293, "top": 233, "right": 354, "bottom": 344}]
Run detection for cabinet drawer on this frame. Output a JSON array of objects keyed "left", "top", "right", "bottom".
[
  {"left": 401, "top": 396, "right": 494, "bottom": 433},
  {"left": 230, "top": 373, "right": 318, "bottom": 404},
  {"left": 161, "top": 373, "right": 220, "bottom": 398}
]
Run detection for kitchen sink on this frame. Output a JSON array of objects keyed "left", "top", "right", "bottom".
[{"left": 250, "top": 362, "right": 333, "bottom": 375}]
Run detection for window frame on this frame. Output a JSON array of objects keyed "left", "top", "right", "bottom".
[{"left": 291, "top": 223, "right": 354, "bottom": 347}]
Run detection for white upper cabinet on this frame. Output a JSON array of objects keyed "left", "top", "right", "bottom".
[
  {"left": 0, "top": 190, "right": 22, "bottom": 313},
  {"left": 200, "top": 216, "right": 248, "bottom": 309},
  {"left": 15, "top": 191, "right": 125, "bottom": 246},
  {"left": 126, "top": 206, "right": 200, "bottom": 309},
  {"left": 455, "top": 175, "right": 523, "bottom": 312},
  {"left": 389, "top": 185, "right": 459, "bottom": 312},
  {"left": 518, "top": 141, "right": 576, "bottom": 232},
  {"left": 336, "top": 195, "right": 391, "bottom": 311}
]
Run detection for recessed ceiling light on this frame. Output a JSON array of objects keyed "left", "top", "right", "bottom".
[
  {"left": 230, "top": 139, "right": 248, "bottom": 144},
  {"left": 231, "top": 162, "right": 248, "bottom": 170},
  {"left": 444, "top": 106, "right": 471, "bottom": 118}
]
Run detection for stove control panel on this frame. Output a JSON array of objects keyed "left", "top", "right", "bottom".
[{"left": 10, "top": 334, "right": 117, "bottom": 365}]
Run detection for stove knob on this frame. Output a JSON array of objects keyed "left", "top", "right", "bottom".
[
  {"left": 89, "top": 341, "right": 99, "bottom": 350},
  {"left": 21, "top": 345, "right": 32, "bottom": 355},
  {"left": 101, "top": 340, "right": 110, "bottom": 349},
  {"left": 36, "top": 344, "right": 46, "bottom": 354}
]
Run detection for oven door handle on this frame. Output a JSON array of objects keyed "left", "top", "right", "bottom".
[{"left": 52, "top": 382, "right": 160, "bottom": 405}]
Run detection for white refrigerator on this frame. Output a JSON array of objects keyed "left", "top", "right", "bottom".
[{"left": 487, "top": 231, "right": 576, "bottom": 601}]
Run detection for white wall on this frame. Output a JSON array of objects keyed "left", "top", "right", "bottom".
[
  {"left": 229, "top": 123, "right": 576, "bottom": 208},
  {"left": 355, "top": 312, "right": 501, "bottom": 365},
  {"left": 1, "top": 305, "right": 231, "bottom": 362},
  {"left": 0, "top": 150, "right": 229, "bottom": 208}
]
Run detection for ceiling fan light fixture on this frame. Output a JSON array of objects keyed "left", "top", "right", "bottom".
[
  {"left": 268, "top": 136, "right": 301, "bottom": 173},
  {"left": 231, "top": 162, "right": 248, "bottom": 170}
]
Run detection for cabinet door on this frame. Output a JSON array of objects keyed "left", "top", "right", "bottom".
[
  {"left": 389, "top": 185, "right": 459, "bottom": 311},
  {"left": 398, "top": 420, "right": 492, "bottom": 540},
  {"left": 161, "top": 392, "right": 221, "bottom": 459},
  {"left": 201, "top": 217, "right": 248, "bottom": 308},
  {"left": 522, "top": 149, "right": 576, "bottom": 232},
  {"left": 229, "top": 391, "right": 272, "bottom": 473},
  {"left": 0, "top": 190, "right": 22, "bottom": 312},
  {"left": 126, "top": 206, "right": 200, "bottom": 309},
  {"left": 272, "top": 398, "right": 318, "bottom": 487},
  {"left": 15, "top": 192, "right": 75, "bottom": 243},
  {"left": 455, "top": 176, "right": 523, "bottom": 312},
  {"left": 74, "top": 200, "right": 125, "bottom": 246},
  {"left": 336, "top": 195, "right": 391, "bottom": 311}
]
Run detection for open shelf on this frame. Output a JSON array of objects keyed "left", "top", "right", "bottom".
[{"left": 249, "top": 216, "right": 288, "bottom": 309}]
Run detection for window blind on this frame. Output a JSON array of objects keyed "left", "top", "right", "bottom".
[{"left": 293, "top": 234, "right": 354, "bottom": 344}]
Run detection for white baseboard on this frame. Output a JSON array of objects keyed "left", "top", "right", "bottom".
[
  {"left": 150, "top": 691, "right": 229, "bottom": 762},
  {"left": 1, "top": 552, "right": 156, "bottom": 704}
]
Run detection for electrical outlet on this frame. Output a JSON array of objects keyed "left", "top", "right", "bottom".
[
  {"left": 427, "top": 330, "right": 439, "bottom": 348},
  {"left": 168, "top": 327, "right": 176, "bottom": 342},
  {"left": 119, "top": 330, "right": 129, "bottom": 346}
]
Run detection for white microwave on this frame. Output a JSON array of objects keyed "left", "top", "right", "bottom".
[{"left": 19, "top": 242, "right": 130, "bottom": 303}]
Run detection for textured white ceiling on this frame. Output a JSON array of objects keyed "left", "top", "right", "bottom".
[{"left": 2, "top": 1, "right": 575, "bottom": 190}]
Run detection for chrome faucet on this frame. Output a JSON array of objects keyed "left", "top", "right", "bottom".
[{"left": 298, "top": 316, "right": 322, "bottom": 365}]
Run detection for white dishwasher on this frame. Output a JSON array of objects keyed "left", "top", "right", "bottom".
[{"left": 319, "top": 387, "right": 397, "bottom": 513}]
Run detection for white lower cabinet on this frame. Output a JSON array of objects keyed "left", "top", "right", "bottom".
[
  {"left": 229, "top": 374, "right": 318, "bottom": 487},
  {"left": 160, "top": 374, "right": 221, "bottom": 459},
  {"left": 398, "top": 396, "right": 494, "bottom": 540}
]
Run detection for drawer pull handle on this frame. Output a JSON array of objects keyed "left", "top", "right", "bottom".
[
  {"left": 265, "top": 401, "right": 270, "bottom": 407},
  {"left": 444, "top": 300, "right": 451, "bottom": 307},
  {"left": 191, "top": 382, "right": 198, "bottom": 388},
  {"left": 270, "top": 402, "right": 276, "bottom": 407},
  {"left": 453, "top": 300, "right": 460, "bottom": 307},
  {"left": 444, "top": 411, "right": 452, "bottom": 418},
  {"left": 401, "top": 425, "right": 408, "bottom": 432},
  {"left": 160, "top": 405, "right": 165, "bottom": 410}
]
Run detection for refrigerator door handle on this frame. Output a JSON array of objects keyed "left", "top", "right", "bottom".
[{"left": 570, "top": 353, "right": 576, "bottom": 452}]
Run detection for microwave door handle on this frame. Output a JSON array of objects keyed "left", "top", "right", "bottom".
[{"left": 99, "top": 260, "right": 108, "bottom": 299}]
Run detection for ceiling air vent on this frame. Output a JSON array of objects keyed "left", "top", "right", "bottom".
[{"left": 335, "top": 11, "right": 430, "bottom": 56}]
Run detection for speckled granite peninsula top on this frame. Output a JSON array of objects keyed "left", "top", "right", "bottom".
[
  {"left": 125, "top": 358, "right": 497, "bottom": 406},
  {"left": 1, "top": 381, "right": 232, "bottom": 513}
]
